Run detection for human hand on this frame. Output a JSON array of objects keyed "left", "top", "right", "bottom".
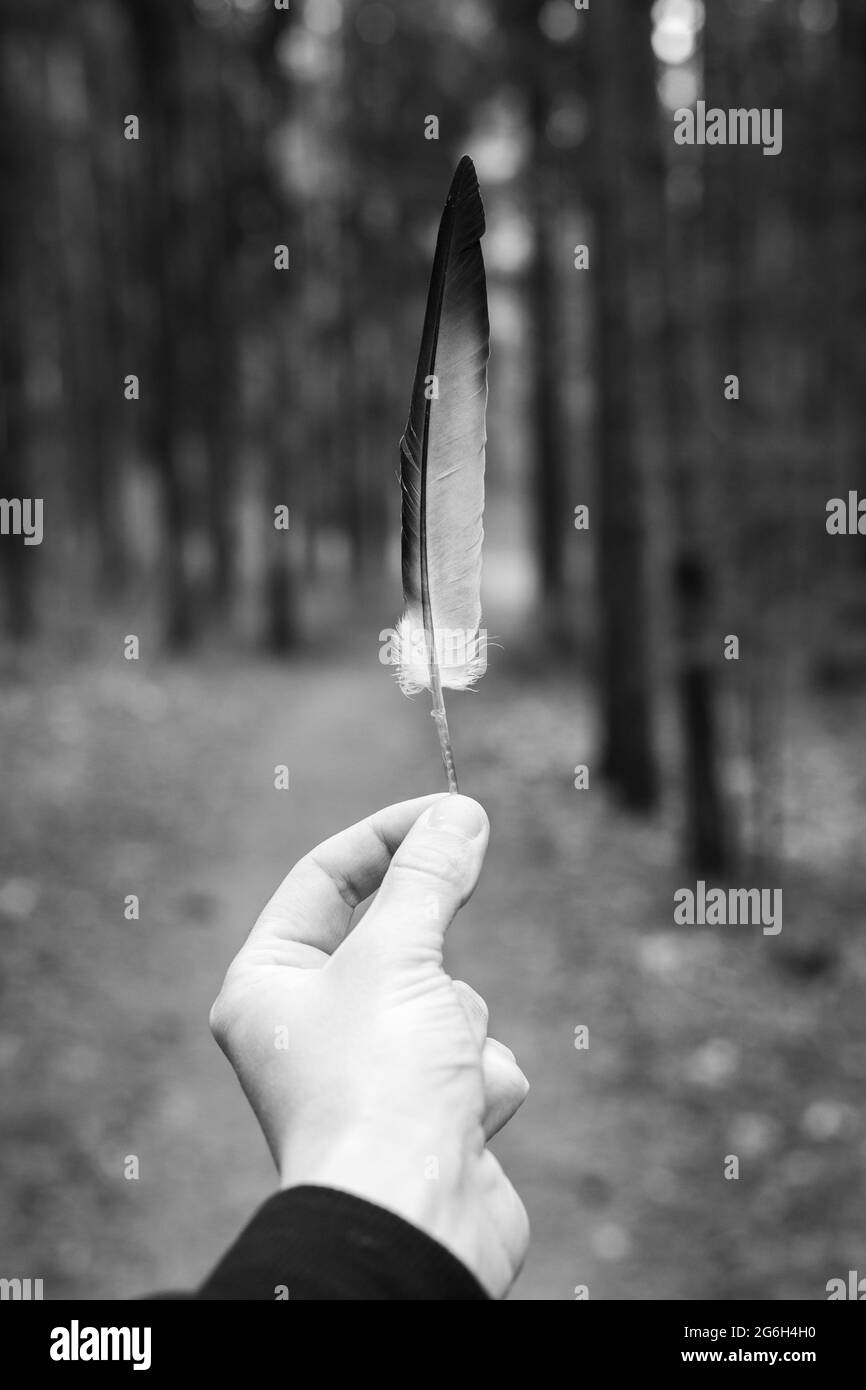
[{"left": 209, "top": 793, "right": 530, "bottom": 1298}]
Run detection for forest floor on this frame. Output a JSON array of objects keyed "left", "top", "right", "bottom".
[{"left": 1, "top": 642, "right": 865, "bottom": 1300}]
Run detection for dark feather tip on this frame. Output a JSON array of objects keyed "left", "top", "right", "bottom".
[{"left": 446, "top": 155, "right": 481, "bottom": 208}]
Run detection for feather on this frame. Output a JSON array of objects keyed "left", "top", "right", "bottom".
[{"left": 394, "top": 155, "right": 489, "bottom": 792}]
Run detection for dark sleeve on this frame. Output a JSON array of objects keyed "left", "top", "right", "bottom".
[{"left": 191, "top": 1185, "right": 489, "bottom": 1301}]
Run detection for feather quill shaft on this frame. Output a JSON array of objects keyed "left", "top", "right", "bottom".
[{"left": 395, "top": 155, "right": 489, "bottom": 792}]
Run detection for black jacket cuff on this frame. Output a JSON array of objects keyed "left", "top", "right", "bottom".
[{"left": 196, "top": 1185, "right": 489, "bottom": 1301}]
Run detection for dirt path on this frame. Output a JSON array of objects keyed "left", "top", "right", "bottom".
[{"left": 1, "top": 652, "right": 864, "bottom": 1300}]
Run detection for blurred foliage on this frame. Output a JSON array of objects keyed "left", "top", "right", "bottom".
[{"left": 0, "top": 0, "right": 863, "bottom": 862}]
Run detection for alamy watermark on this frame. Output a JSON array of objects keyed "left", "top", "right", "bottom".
[
  {"left": 378, "top": 625, "right": 488, "bottom": 673},
  {"left": 0, "top": 498, "right": 43, "bottom": 545},
  {"left": 827, "top": 1270, "right": 866, "bottom": 1300},
  {"left": 0, "top": 1276, "right": 43, "bottom": 1299},
  {"left": 674, "top": 881, "right": 782, "bottom": 936},
  {"left": 50, "top": 1321, "right": 151, "bottom": 1371},
  {"left": 674, "top": 101, "right": 782, "bottom": 157}
]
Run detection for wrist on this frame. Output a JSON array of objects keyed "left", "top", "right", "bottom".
[{"left": 277, "top": 1125, "right": 491, "bottom": 1287}]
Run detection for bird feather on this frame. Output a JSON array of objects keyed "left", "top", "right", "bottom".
[{"left": 393, "top": 155, "right": 490, "bottom": 790}]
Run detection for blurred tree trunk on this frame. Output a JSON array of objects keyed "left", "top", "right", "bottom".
[
  {"left": 200, "top": 45, "right": 237, "bottom": 616},
  {"left": 44, "top": 32, "right": 126, "bottom": 595},
  {"left": 631, "top": 0, "right": 733, "bottom": 867},
  {"left": 0, "top": 34, "right": 35, "bottom": 638},
  {"left": 263, "top": 329, "right": 295, "bottom": 653},
  {"left": 354, "top": 319, "right": 391, "bottom": 587},
  {"left": 336, "top": 193, "right": 366, "bottom": 582},
  {"left": 748, "top": 9, "right": 785, "bottom": 875},
  {"left": 255, "top": 9, "right": 296, "bottom": 652},
  {"left": 41, "top": 48, "right": 89, "bottom": 552},
  {"left": 343, "top": 349, "right": 365, "bottom": 582},
  {"left": 128, "top": 0, "right": 193, "bottom": 648},
  {"left": 704, "top": 4, "right": 775, "bottom": 872},
  {"left": 833, "top": 3, "right": 866, "bottom": 549},
  {"left": 527, "top": 79, "right": 567, "bottom": 620},
  {"left": 81, "top": 20, "right": 126, "bottom": 592},
  {"left": 0, "top": 297, "right": 32, "bottom": 639},
  {"left": 590, "top": 0, "right": 657, "bottom": 810}
]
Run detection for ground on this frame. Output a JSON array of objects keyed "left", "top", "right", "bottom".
[{"left": 1, "top": 643, "right": 864, "bottom": 1300}]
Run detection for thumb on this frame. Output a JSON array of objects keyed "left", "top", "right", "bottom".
[{"left": 345, "top": 795, "right": 489, "bottom": 968}]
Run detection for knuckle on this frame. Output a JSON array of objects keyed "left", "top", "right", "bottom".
[
  {"left": 208, "top": 995, "right": 227, "bottom": 1043},
  {"left": 459, "top": 981, "right": 489, "bottom": 1024},
  {"left": 391, "top": 835, "right": 468, "bottom": 889},
  {"left": 208, "top": 974, "right": 238, "bottom": 1044},
  {"left": 473, "top": 993, "right": 490, "bottom": 1026}
]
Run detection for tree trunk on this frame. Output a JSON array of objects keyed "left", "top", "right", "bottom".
[
  {"left": 527, "top": 80, "right": 567, "bottom": 620},
  {"left": 590, "top": 0, "right": 657, "bottom": 810},
  {"left": 0, "top": 34, "right": 35, "bottom": 638},
  {"left": 201, "top": 46, "right": 237, "bottom": 616},
  {"left": 656, "top": 0, "right": 729, "bottom": 870},
  {"left": 128, "top": 0, "right": 193, "bottom": 648},
  {"left": 254, "top": 10, "right": 297, "bottom": 652}
]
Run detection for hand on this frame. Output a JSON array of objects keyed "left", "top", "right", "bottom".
[{"left": 209, "top": 793, "right": 530, "bottom": 1298}]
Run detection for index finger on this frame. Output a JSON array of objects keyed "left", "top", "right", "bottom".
[{"left": 249, "top": 793, "right": 448, "bottom": 959}]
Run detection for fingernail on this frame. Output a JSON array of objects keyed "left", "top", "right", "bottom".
[{"left": 427, "top": 794, "right": 487, "bottom": 840}]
